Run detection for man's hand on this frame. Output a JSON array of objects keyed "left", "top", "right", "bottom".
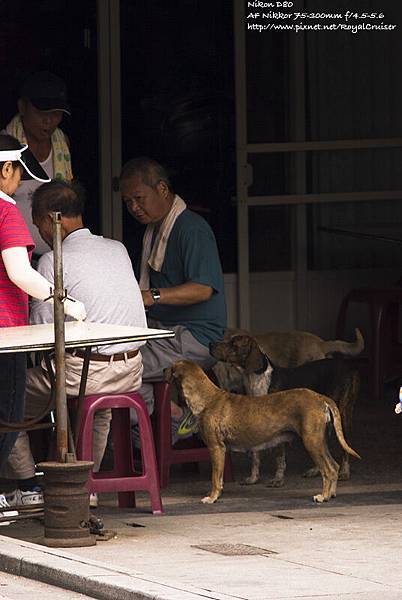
[{"left": 64, "top": 296, "right": 87, "bottom": 321}]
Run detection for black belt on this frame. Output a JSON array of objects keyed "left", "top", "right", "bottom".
[{"left": 69, "top": 349, "right": 139, "bottom": 362}]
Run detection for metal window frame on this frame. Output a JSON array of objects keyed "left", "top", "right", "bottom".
[
  {"left": 234, "top": 1, "right": 402, "bottom": 330},
  {"left": 97, "top": 0, "right": 122, "bottom": 241},
  {"left": 234, "top": 0, "right": 250, "bottom": 329}
]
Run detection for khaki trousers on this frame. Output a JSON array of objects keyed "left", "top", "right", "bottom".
[{"left": 2, "top": 352, "right": 143, "bottom": 480}]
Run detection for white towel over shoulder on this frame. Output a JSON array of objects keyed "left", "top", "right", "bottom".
[{"left": 139, "top": 195, "right": 187, "bottom": 290}]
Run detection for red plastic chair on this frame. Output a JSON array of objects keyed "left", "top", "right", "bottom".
[
  {"left": 153, "top": 382, "right": 234, "bottom": 488},
  {"left": 336, "top": 287, "right": 402, "bottom": 402},
  {"left": 75, "top": 392, "right": 163, "bottom": 514}
]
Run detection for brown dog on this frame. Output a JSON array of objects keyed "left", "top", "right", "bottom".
[
  {"left": 210, "top": 334, "right": 360, "bottom": 485},
  {"left": 255, "top": 328, "right": 364, "bottom": 367},
  {"left": 222, "top": 327, "right": 364, "bottom": 368},
  {"left": 164, "top": 360, "right": 360, "bottom": 504},
  {"left": 212, "top": 328, "right": 364, "bottom": 397}
]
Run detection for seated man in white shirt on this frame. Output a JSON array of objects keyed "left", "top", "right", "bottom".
[{"left": 0, "top": 180, "right": 147, "bottom": 508}]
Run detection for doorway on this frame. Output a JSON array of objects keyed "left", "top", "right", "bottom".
[{"left": 0, "top": 0, "right": 100, "bottom": 232}]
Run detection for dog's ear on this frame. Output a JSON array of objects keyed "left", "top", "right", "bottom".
[
  {"left": 243, "top": 338, "right": 266, "bottom": 374},
  {"left": 184, "top": 381, "right": 209, "bottom": 416},
  {"left": 171, "top": 362, "right": 210, "bottom": 415}
]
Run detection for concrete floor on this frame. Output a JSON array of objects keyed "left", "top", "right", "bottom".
[
  {"left": 0, "top": 572, "right": 92, "bottom": 600},
  {"left": 0, "top": 398, "right": 401, "bottom": 599}
]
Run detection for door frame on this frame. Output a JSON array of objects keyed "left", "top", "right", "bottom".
[
  {"left": 233, "top": 0, "right": 402, "bottom": 330},
  {"left": 97, "top": 0, "right": 122, "bottom": 241}
]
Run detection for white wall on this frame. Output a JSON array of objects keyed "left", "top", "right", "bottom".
[{"left": 224, "top": 267, "right": 402, "bottom": 339}]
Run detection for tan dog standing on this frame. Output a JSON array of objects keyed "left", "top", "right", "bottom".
[
  {"left": 210, "top": 334, "right": 360, "bottom": 485},
  {"left": 165, "top": 360, "right": 360, "bottom": 505}
]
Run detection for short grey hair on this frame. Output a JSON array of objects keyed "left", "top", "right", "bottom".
[{"left": 120, "top": 157, "right": 173, "bottom": 192}]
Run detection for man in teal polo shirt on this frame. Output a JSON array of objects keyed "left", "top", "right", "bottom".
[{"left": 120, "top": 157, "right": 226, "bottom": 443}]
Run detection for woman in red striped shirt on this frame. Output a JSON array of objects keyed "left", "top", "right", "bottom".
[{"left": 0, "top": 135, "right": 86, "bottom": 510}]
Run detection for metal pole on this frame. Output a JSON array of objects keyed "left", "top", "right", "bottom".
[
  {"left": 289, "top": 18, "right": 307, "bottom": 330},
  {"left": 234, "top": 0, "right": 250, "bottom": 330},
  {"left": 97, "top": 0, "right": 122, "bottom": 241},
  {"left": 52, "top": 211, "right": 68, "bottom": 463},
  {"left": 39, "top": 213, "right": 95, "bottom": 548}
]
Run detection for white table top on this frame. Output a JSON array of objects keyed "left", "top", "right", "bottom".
[{"left": 0, "top": 321, "right": 174, "bottom": 353}]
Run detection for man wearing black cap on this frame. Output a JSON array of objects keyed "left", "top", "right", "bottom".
[{"left": 3, "top": 71, "right": 72, "bottom": 256}]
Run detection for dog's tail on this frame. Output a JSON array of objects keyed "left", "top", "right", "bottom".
[
  {"left": 326, "top": 399, "right": 361, "bottom": 460},
  {"left": 322, "top": 328, "right": 364, "bottom": 358}
]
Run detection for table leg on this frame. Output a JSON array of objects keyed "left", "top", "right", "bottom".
[
  {"left": 44, "top": 353, "right": 76, "bottom": 460},
  {"left": 74, "top": 347, "right": 91, "bottom": 445}
]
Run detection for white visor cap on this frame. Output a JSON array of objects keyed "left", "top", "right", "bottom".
[{"left": 0, "top": 145, "right": 51, "bottom": 182}]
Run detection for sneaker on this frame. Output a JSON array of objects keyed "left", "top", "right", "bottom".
[
  {"left": 0, "top": 494, "right": 10, "bottom": 509},
  {"left": 171, "top": 408, "right": 198, "bottom": 445},
  {"left": 5, "top": 487, "right": 44, "bottom": 508},
  {"left": 0, "top": 495, "right": 18, "bottom": 527},
  {"left": 0, "top": 511, "right": 18, "bottom": 525},
  {"left": 90, "top": 492, "right": 98, "bottom": 508}
]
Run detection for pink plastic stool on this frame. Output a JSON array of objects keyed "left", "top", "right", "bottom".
[
  {"left": 153, "top": 382, "right": 234, "bottom": 488},
  {"left": 75, "top": 392, "right": 162, "bottom": 514},
  {"left": 336, "top": 287, "right": 402, "bottom": 402}
]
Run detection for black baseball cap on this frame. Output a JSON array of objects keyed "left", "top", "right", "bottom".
[{"left": 19, "top": 71, "right": 71, "bottom": 115}]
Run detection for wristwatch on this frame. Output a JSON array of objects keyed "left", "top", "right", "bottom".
[{"left": 150, "top": 288, "right": 161, "bottom": 304}]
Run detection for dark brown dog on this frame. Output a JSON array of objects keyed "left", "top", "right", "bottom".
[
  {"left": 210, "top": 334, "right": 360, "bottom": 486},
  {"left": 164, "top": 360, "right": 360, "bottom": 504}
]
